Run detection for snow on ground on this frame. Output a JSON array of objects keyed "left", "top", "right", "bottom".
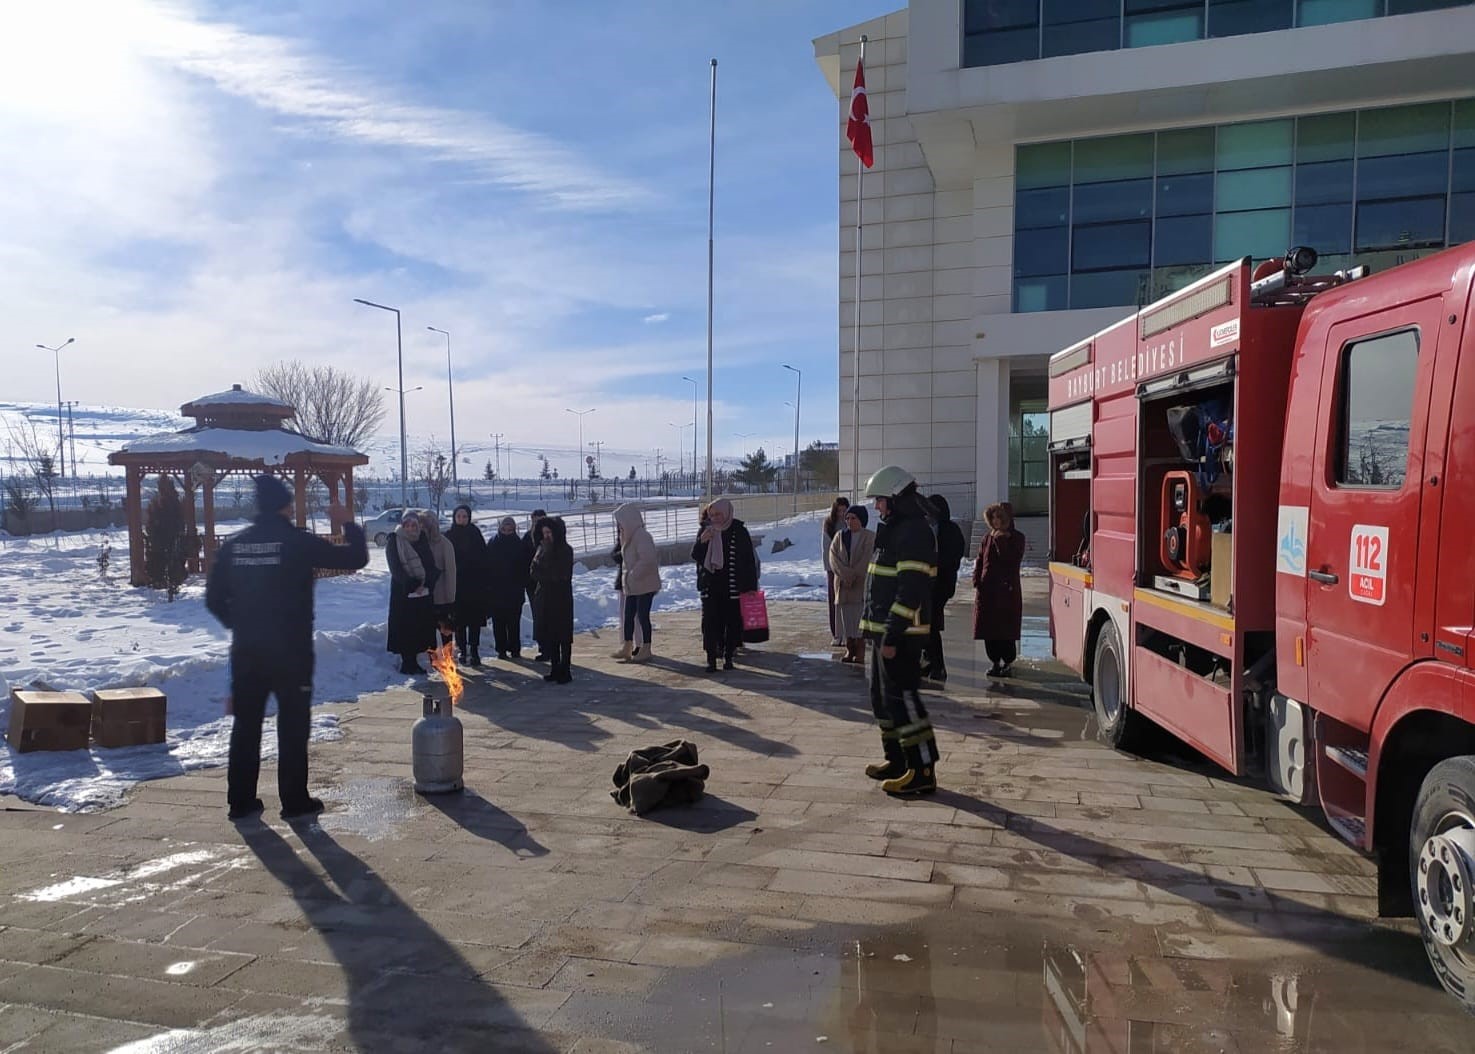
[{"left": 0, "top": 512, "right": 831, "bottom": 811}]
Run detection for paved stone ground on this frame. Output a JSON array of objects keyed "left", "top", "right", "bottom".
[{"left": 3, "top": 586, "right": 1474, "bottom": 1052}]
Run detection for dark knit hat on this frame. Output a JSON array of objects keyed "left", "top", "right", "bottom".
[
  {"left": 849, "top": 505, "right": 868, "bottom": 528},
  {"left": 254, "top": 474, "right": 292, "bottom": 513}
]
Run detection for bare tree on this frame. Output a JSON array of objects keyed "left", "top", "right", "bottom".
[
  {"left": 5, "top": 417, "right": 60, "bottom": 525},
  {"left": 416, "top": 442, "right": 450, "bottom": 515},
  {"left": 252, "top": 361, "right": 386, "bottom": 449}
]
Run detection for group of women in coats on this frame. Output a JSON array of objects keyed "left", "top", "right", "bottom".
[
  {"left": 385, "top": 506, "right": 575, "bottom": 681},
  {"left": 822, "top": 494, "right": 1027, "bottom": 677}
]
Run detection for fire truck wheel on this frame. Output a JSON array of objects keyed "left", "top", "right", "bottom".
[
  {"left": 1410, "top": 756, "right": 1475, "bottom": 1014},
  {"left": 1091, "top": 621, "right": 1138, "bottom": 750}
]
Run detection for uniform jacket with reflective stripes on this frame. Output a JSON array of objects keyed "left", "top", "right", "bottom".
[{"left": 861, "top": 502, "right": 937, "bottom": 645}]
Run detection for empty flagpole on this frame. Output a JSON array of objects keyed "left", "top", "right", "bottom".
[
  {"left": 706, "top": 58, "right": 717, "bottom": 501},
  {"left": 848, "top": 36, "right": 872, "bottom": 500}
]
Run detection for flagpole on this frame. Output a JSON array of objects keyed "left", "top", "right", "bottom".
[
  {"left": 850, "top": 35, "right": 867, "bottom": 501},
  {"left": 706, "top": 57, "right": 717, "bottom": 501}
]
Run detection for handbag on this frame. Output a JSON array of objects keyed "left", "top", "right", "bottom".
[{"left": 739, "top": 590, "right": 769, "bottom": 644}]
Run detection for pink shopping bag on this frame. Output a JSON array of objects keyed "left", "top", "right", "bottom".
[{"left": 739, "top": 590, "right": 770, "bottom": 643}]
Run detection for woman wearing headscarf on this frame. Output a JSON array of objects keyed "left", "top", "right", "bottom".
[
  {"left": 973, "top": 501, "right": 1028, "bottom": 677},
  {"left": 419, "top": 512, "right": 458, "bottom": 654},
  {"left": 691, "top": 498, "right": 758, "bottom": 672},
  {"left": 821, "top": 496, "right": 851, "bottom": 646},
  {"left": 530, "top": 516, "right": 575, "bottom": 683},
  {"left": 611, "top": 503, "right": 660, "bottom": 663},
  {"left": 385, "top": 512, "right": 438, "bottom": 675},
  {"left": 485, "top": 516, "right": 529, "bottom": 660},
  {"left": 445, "top": 506, "right": 489, "bottom": 666},
  {"left": 828, "top": 504, "right": 875, "bottom": 665}
]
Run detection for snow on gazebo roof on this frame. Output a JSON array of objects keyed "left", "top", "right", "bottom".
[
  {"left": 110, "top": 426, "right": 366, "bottom": 466},
  {"left": 180, "top": 384, "right": 293, "bottom": 420}
]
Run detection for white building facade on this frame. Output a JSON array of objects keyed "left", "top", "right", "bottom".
[{"left": 815, "top": 1, "right": 1475, "bottom": 525}]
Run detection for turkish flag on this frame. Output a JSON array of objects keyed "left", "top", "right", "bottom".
[{"left": 846, "top": 57, "right": 873, "bottom": 169}]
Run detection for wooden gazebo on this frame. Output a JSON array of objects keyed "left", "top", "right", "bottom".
[{"left": 109, "top": 385, "right": 370, "bottom": 586}]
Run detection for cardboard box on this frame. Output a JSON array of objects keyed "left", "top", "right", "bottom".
[
  {"left": 7, "top": 690, "right": 93, "bottom": 753},
  {"left": 1211, "top": 531, "right": 1234, "bottom": 610},
  {"left": 90, "top": 687, "right": 167, "bottom": 748}
]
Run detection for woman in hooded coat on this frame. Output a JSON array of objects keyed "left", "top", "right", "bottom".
[
  {"left": 611, "top": 503, "right": 660, "bottom": 663},
  {"left": 691, "top": 498, "right": 758, "bottom": 672},
  {"left": 530, "top": 516, "right": 575, "bottom": 683},
  {"left": 828, "top": 504, "right": 875, "bottom": 664},
  {"left": 384, "top": 512, "right": 439, "bottom": 674},
  {"left": 419, "top": 512, "right": 457, "bottom": 655},
  {"left": 444, "top": 505, "right": 488, "bottom": 666},
  {"left": 973, "top": 501, "right": 1028, "bottom": 677},
  {"left": 821, "top": 496, "right": 851, "bottom": 646},
  {"left": 485, "top": 516, "right": 529, "bottom": 660}
]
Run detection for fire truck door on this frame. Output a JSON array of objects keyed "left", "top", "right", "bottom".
[{"left": 1303, "top": 300, "right": 1441, "bottom": 727}]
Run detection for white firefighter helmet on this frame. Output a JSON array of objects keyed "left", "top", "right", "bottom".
[{"left": 863, "top": 465, "right": 916, "bottom": 499}]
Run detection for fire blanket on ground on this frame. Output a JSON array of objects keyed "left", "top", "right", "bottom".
[{"left": 610, "top": 739, "right": 710, "bottom": 816}]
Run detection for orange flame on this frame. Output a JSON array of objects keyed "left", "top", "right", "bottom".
[{"left": 430, "top": 640, "right": 464, "bottom": 707}]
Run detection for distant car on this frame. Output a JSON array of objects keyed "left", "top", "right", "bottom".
[{"left": 362, "top": 508, "right": 440, "bottom": 547}]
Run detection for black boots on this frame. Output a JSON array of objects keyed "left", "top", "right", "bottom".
[
  {"left": 864, "top": 759, "right": 906, "bottom": 781},
  {"left": 469, "top": 647, "right": 482, "bottom": 668},
  {"left": 881, "top": 765, "right": 937, "bottom": 797}
]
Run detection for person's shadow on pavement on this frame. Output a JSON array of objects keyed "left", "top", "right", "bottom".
[{"left": 239, "top": 822, "right": 558, "bottom": 1053}]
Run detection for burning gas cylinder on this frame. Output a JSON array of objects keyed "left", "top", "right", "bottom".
[
  {"left": 412, "top": 692, "right": 463, "bottom": 794},
  {"left": 414, "top": 642, "right": 465, "bottom": 794}
]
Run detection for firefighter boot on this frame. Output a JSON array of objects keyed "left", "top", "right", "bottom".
[
  {"left": 881, "top": 765, "right": 937, "bottom": 797},
  {"left": 865, "top": 735, "right": 907, "bottom": 781}
]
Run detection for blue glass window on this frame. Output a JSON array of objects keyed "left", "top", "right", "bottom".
[
  {"left": 1209, "top": 0, "right": 1294, "bottom": 36},
  {"left": 1155, "top": 214, "right": 1215, "bottom": 265},
  {"left": 964, "top": 0, "right": 1041, "bottom": 66},
  {"left": 1015, "top": 226, "right": 1070, "bottom": 277},
  {"left": 1126, "top": 0, "right": 1206, "bottom": 47},
  {"left": 1298, "top": 0, "right": 1381, "bottom": 26},
  {"left": 1011, "top": 99, "right": 1472, "bottom": 314},
  {"left": 1072, "top": 269, "right": 1151, "bottom": 309},
  {"left": 1042, "top": 0, "right": 1120, "bottom": 57},
  {"left": 1072, "top": 179, "right": 1153, "bottom": 224}
]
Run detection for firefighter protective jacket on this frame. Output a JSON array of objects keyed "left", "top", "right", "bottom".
[
  {"left": 861, "top": 498, "right": 938, "bottom": 645},
  {"left": 206, "top": 513, "right": 368, "bottom": 669}
]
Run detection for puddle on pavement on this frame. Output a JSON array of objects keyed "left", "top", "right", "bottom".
[
  {"left": 316, "top": 776, "right": 427, "bottom": 841},
  {"left": 552, "top": 912, "right": 1475, "bottom": 1053}
]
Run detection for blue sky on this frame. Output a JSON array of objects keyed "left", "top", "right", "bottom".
[{"left": 2, "top": 0, "right": 896, "bottom": 478}]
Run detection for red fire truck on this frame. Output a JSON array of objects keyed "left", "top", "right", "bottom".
[{"left": 1046, "top": 241, "right": 1475, "bottom": 1009}]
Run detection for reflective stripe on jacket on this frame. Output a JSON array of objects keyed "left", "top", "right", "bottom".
[{"left": 861, "top": 505, "right": 937, "bottom": 644}]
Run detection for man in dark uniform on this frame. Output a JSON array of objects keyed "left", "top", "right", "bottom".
[
  {"left": 206, "top": 475, "right": 368, "bottom": 821},
  {"left": 921, "top": 493, "right": 966, "bottom": 685},
  {"left": 859, "top": 465, "right": 940, "bottom": 796}
]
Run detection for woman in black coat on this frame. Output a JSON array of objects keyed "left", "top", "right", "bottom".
[
  {"left": 485, "top": 516, "right": 530, "bottom": 660},
  {"left": 384, "top": 512, "right": 439, "bottom": 675},
  {"left": 444, "top": 505, "right": 488, "bottom": 667},
  {"left": 691, "top": 498, "right": 758, "bottom": 672},
  {"left": 530, "top": 516, "right": 575, "bottom": 683}
]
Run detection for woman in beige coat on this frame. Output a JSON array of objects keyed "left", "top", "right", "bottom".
[
  {"left": 419, "top": 512, "right": 458, "bottom": 653},
  {"left": 611, "top": 503, "right": 661, "bottom": 662},
  {"left": 828, "top": 505, "right": 876, "bottom": 664}
]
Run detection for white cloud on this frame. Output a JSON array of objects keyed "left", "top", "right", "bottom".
[{"left": 643, "top": 313, "right": 671, "bottom": 324}]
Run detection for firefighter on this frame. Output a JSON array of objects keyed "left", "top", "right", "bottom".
[
  {"left": 859, "top": 465, "right": 940, "bottom": 795},
  {"left": 206, "top": 475, "right": 369, "bottom": 821}
]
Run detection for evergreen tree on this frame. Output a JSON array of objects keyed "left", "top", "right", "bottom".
[
  {"left": 736, "top": 448, "right": 779, "bottom": 488},
  {"left": 484, "top": 459, "right": 496, "bottom": 481},
  {"left": 143, "top": 475, "right": 190, "bottom": 600}
]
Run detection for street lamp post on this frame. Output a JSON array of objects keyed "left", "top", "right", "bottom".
[
  {"left": 681, "top": 375, "right": 699, "bottom": 484},
  {"left": 427, "top": 326, "right": 457, "bottom": 493},
  {"left": 353, "top": 299, "right": 408, "bottom": 507},
  {"left": 782, "top": 364, "right": 801, "bottom": 514},
  {"left": 35, "top": 337, "right": 74, "bottom": 480},
  {"left": 669, "top": 422, "right": 690, "bottom": 481},
  {"left": 566, "top": 408, "right": 596, "bottom": 481}
]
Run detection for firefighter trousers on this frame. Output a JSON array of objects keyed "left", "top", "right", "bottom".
[{"left": 867, "top": 637, "right": 938, "bottom": 771}]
